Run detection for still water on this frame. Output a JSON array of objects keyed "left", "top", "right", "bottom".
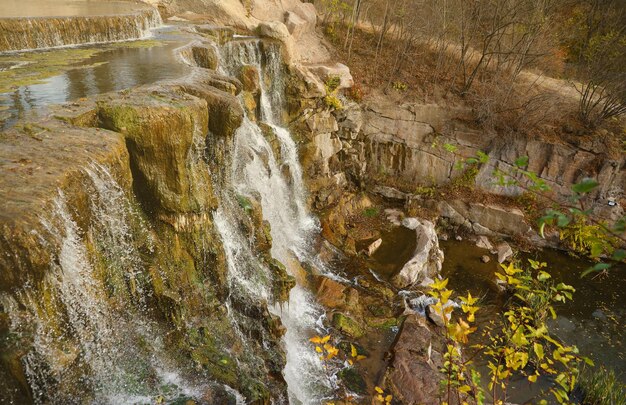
[{"left": 0, "top": 27, "right": 192, "bottom": 128}]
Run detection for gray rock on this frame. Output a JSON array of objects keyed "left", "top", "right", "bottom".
[
  {"left": 475, "top": 235, "right": 494, "bottom": 250},
  {"left": 497, "top": 242, "right": 513, "bottom": 263},
  {"left": 392, "top": 219, "right": 444, "bottom": 288},
  {"left": 307, "top": 63, "right": 354, "bottom": 90},
  {"left": 402, "top": 217, "right": 420, "bottom": 230},
  {"left": 481, "top": 255, "right": 491, "bottom": 263},
  {"left": 374, "top": 185, "right": 408, "bottom": 201}
]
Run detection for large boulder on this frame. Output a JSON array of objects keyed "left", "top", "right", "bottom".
[
  {"left": 96, "top": 89, "right": 216, "bottom": 217},
  {"left": 385, "top": 315, "right": 442, "bottom": 404},
  {"left": 307, "top": 63, "right": 354, "bottom": 90},
  {"left": 392, "top": 219, "right": 444, "bottom": 288},
  {"left": 449, "top": 200, "right": 533, "bottom": 236}
]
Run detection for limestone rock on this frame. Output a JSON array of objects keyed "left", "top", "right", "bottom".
[
  {"left": 307, "top": 63, "right": 354, "bottom": 90},
  {"left": 178, "top": 41, "right": 218, "bottom": 70},
  {"left": 257, "top": 21, "right": 291, "bottom": 40},
  {"left": 392, "top": 219, "right": 444, "bottom": 288},
  {"left": 437, "top": 201, "right": 466, "bottom": 226},
  {"left": 284, "top": 11, "right": 308, "bottom": 40},
  {"left": 476, "top": 235, "right": 494, "bottom": 250},
  {"left": 427, "top": 304, "right": 450, "bottom": 327},
  {"left": 497, "top": 242, "right": 514, "bottom": 263},
  {"left": 366, "top": 238, "right": 382, "bottom": 256},
  {"left": 373, "top": 185, "right": 408, "bottom": 201},
  {"left": 97, "top": 89, "right": 215, "bottom": 216},
  {"left": 401, "top": 217, "right": 420, "bottom": 230},
  {"left": 239, "top": 65, "right": 260, "bottom": 93},
  {"left": 315, "top": 276, "right": 347, "bottom": 309},
  {"left": 306, "top": 110, "right": 339, "bottom": 134},
  {"left": 290, "top": 64, "right": 325, "bottom": 98},
  {"left": 450, "top": 200, "right": 532, "bottom": 236},
  {"left": 332, "top": 313, "right": 365, "bottom": 338}
]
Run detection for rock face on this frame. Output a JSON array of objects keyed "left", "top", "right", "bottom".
[
  {"left": 385, "top": 315, "right": 442, "bottom": 404},
  {"left": 392, "top": 219, "right": 444, "bottom": 288},
  {"left": 0, "top": 40, "right": 289, "bottom": 404}
]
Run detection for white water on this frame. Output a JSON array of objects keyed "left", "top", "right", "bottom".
[
  {"left": 1, "top": 179, "right": 214, "bottom": 404},
  {"left": 218, "top": 40, "right": 332, "bottom": 403}
]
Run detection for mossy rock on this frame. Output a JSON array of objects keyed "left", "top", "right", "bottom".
[
  {"left": 268, "top": 258, "right": 296, "bottom": 304},
  {"left": 366, "top": 317, "right": 399, "bottom": 330},
  {"left": 338, "top": 367, "right": 367, "bottom": 394},
  {"left": 332, "top": 313, "right": 366, "bottom": 339}
]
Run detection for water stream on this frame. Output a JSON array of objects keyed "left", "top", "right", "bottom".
[{"left": 217, "top": 39, "right": 332, "bottom": 404}]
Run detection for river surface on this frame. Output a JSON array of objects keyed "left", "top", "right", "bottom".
[
  {"left": 362, "top": 225, "right": 625, "bottom": 401},
  {"left": 441, "top": 239, "right": 626, "bottom": 381},
  {"left": 0, "top": 0, "right": 150, "bottom": 18}
]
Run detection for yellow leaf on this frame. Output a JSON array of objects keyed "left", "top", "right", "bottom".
[
  {"left": 351, "top": 344, "right": 358, "bottom": 358},
  {"left": 310, "top": 336, "right": 322, "bottom": 344},
  {"left": 356, "top": 355, "right": 367, "bottom": 360},
  {"left": 375, "top": 386, "right": 384, "bottom": 394},
  {"left": 430, "top": 278, "right": 449, "bottom": 290},
  {"left": 321, "top": 334, "right": 331, "bottom": 344},
  {"left": 348, "top": 359, "right": 353, "bottom": 365},
  {"left": 528, "top": 374, "right": 538, "bottom": 382},
  {"left": 315, "top": 346, "right": 323, "bottom": 353},
  {"left": 385, "top": 394, "right": 392, "bottom": 403},
  {"left": 440, "top": 289, "right": 453, "bottom": 304}
]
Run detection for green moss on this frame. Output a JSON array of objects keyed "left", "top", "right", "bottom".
[
  {"left": 365, "top": 317, "right": 399, "bottom": 330},
  {"left": 338, "top": 367, "right": 367, "bottom": 394},
  {"left": 332, "top": 313, "right": 365, "bottom": 338}
]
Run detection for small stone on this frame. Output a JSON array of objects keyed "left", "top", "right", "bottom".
[
  {"left": 455, "top": 235, "right": 463, "bottom": 241},
  {"left": 475, "top": 235, "right": 493, "bottom": 250},
  {"left": 481, "top": 255, "right": 491, "bottom": 263},
  {"left": 592, "top": 309, "right": 607, "bottom": 320},
  {"left": 496, "top": 242, "right": 513, "bottom": 263},
  {"left": 366, "top": 238, "right": 382, "bottom": 256},
  {"left": 427, "top": 304, "right": 448, "bottom": 327},
  {"left": 402, "top": 217, "right": 420, "bottom": 230}
]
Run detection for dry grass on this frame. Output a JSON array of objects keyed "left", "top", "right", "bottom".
[{"left": 325, "top": 24, "right": 624, "bottom": 147}]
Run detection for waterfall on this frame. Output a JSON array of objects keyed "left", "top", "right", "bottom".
[
  {"left": 0, "top": 8, "right": 162, "bottom": 53},
  {"left": 217, "top": 39, "right": 332, "bottom": 404},
  {"left": 0, "top": 174, "right": 215, "bottom": 404}
]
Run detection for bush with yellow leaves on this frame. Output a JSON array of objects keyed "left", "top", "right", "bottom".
[{"left": 430, "top": 260, "right": 593, "bottom": 404}]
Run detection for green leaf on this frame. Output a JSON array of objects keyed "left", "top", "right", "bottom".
[
  {"left": 537, "top": 271, "right": 551, "bottom": 281},
  {"left": 557, "top": 215, "right": 570, "bottom": 227},
  {"left": 581, "top": 263, "right": 611, "bottom": 277},
  {"left": 443, "top": 143, "right": 458, "bottom": 153},
  {"left": 466, "top": 157, "right": 478, "bottom": 164},
  {"left": 477, "top": 151, "right": 489, "bottom": 164},
  {"left": 515, "top": 156, "right": 529, "bottom": 167},
  {"left": 572, "top": 178, "right": 599, "bottom": 194},
  {"left": 611, "top": 249, "right": 626, "bottom": 262}
]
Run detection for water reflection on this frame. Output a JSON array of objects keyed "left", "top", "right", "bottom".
[{"left": 0, "top": 29, "right": 191, "bottom": 128}]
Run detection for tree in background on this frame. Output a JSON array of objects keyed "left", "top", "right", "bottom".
[{"left": 562, "top": 0, "right": 626, "bottom": 127}]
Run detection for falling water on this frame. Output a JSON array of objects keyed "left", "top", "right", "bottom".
[
  {"left": 217, "top": 39, "right": 332, "bottom": 404},
  {"left": 1, "top": 177, "right": 211, "bottom": 404},
  {"left": 0, "top": 8, "right": 162, "bottom": 53}
]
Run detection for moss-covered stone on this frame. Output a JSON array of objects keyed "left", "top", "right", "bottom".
[
  {"left": 96, "top": 89, "right": 216, "bottom": 217},
  {"left": 332, "top": 313, "right": 366, "bottom": 339},
  {"left": 338, "top": 367, "right": 367, "bottom": 394}
]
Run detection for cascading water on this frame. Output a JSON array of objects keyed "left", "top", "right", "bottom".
[
  {"left": 217, "top": 39, "right": 333, "bottom": 404},
  {"left": 0, "top": 7, "right": 162, "bottom": 53},
  {"left": 0, "top": 166, "right": 219, "bottom": 404}
]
